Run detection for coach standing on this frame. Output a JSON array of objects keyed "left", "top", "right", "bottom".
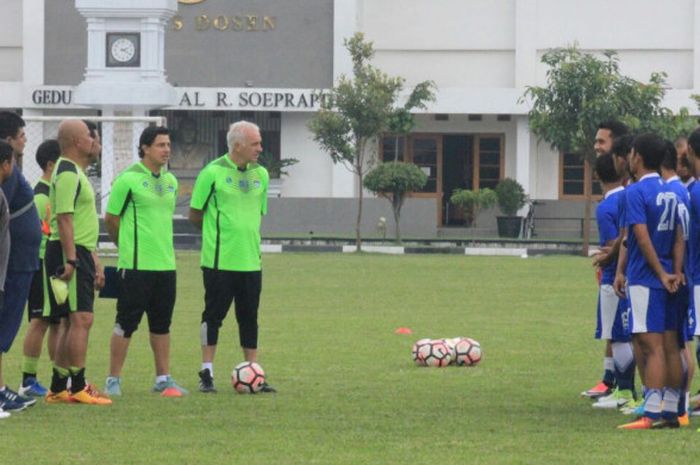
[
  {"left": 45, "top": 119, "right": 109, "bottom": 405},
  {"left": 103, "top": 126, "right": 187, "bottom": 397},
  {"left": 0, "top": 112, "right": 41, "bottom": 410},
  {"left": 189, "top": 121, "right": 275, "bottom": 393}
]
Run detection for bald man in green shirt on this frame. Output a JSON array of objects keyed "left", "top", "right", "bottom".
[{"left": 189, "top": 121, "right": 275, "bottom": 393}]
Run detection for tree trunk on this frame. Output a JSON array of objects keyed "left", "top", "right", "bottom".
[
  {"left": 392, "top": 194, "right": 402, "bottom": 244},
  {"left": 356, "top": 171, "right": 363, "bottom": 252},
  {"left": 582, "top": 155, "right": 592, "bottom": 257}
]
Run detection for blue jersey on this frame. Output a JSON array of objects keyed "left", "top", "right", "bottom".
[
  {"left": 689, "top": 181, "right": 700, "bottom": 284},
  {"left": 596, "top": 186, "right": 624, "bottom": 284},
  {"left": 625, "top": 173, "right": 679, "bottom": 288},
  {"left": 665, "top": 176, "right": 691, "bottom": 277},
  {"left": 617, "top": 188, "right": 627, "bottom": 230},
  {"left": 0, "top": 166, "right": 41, "bottom": 272}
]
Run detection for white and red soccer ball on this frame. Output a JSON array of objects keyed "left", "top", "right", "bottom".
[
  {"left": 453, "top": 337, "right": 482, "bottom": 366},
  {"left": 231, "top": 361, "right": 266, "bottom": 393},
  {"left": 411, "top": 339, "right": 452, "bottom": 367}
]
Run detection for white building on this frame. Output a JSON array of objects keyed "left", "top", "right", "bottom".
[{"left": 1, "top": 0, "right": 699, "bottom": 236}]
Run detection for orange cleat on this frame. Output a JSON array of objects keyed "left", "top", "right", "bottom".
[
  {"left": 679, "top": 413, "right": 690, "bottom": 427},
  {"left": 581, "top": 381, "right": 612, "bottom": 398},
  {"left": 618, "top": 416, "right": 654, "bottom": 430},
  {"left": 45, "top": 390, "right": 72, "bottom": 404},
  {"left": 70, "top": 387, "right": 112, "bottom": 405}
]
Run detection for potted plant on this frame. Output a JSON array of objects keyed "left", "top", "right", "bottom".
[
  {"left": 449, "top": 188, "right": 497, "bottom": 227},
  {"left": 257, "top": 152, "right": 299, "bottom": 197},
  {"left": 495, "top": 178, "right": 526, "bottom": 238}
]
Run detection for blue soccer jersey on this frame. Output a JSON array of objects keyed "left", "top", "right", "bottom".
[
  {"left": 665, "top": 176, "right": 691, "bottom": 276},
  {"left": 617, "top": 187, "right": 627, "bottom": 230},
  {"left": 596, "top": 186, "right": 624, "bottom": 284},
  {"left": 625, "top": 173, "right": 680, "bottom": 288},
  {"left": 689, "top": 181, "right": 700, "bottom": 285}
]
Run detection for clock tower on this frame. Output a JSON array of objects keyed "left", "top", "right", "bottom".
[{"left": 74, "top": 0, "right": 177, "bottom": 109}]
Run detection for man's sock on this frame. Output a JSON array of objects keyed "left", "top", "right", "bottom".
[
  {"left": 612, "top": 342, "right": 635, "bottom": 393},
  {"left": 661, "top": 387, "right": 680, "bottom": 421},
  {"left": 603, "top": 357, "right": 615, "bottom": 387},
  {"left": 50, "top": 365, "right": 69, "bottom": 393},
  {"left": 202, "top": 362, "right": 213, "bottom": 377},
  {"left": 69, "top": 366, "right": 86, "bottom": 394},
  {"left": 644, "top": 389, "right": 662, "bottom": 419},
  {"left": 21, "top": 356, "right": 39, "bottom": 383}
]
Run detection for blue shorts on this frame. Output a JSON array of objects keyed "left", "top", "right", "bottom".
[
  {"left": 628, "top": 285, "right": 669, "bottom": 334},
  {"left": 670, "top": 284, "right": 690, "bottom": 346},
  {"left": 596, "top": 284, "right": 631, "bottom": 342},
  {"left": 690, "top": 286, "right": 700, "bottom": 337},
  {"left": 0, "top": 270, "right": 34, "bottom": 352}
]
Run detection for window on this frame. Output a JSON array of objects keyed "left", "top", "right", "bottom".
[
  {"left": 381, "top": 135, "right": 405, "bottom": 162},
  {"left": 477, "top": 137, "right": 502, "bottom": 189},
  {"left": 560, "top": 152, "right": 602, "bottom": 199}
]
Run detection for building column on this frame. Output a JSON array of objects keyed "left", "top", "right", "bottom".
[
  {"left": 694, "top": 0, "right": 700, "bottom": 89},
  {"left": 515, "top": 116, "right": 531, "bottom": 214},
  {"left": 514, "top": 0, "right": 537, "bottom": 89}
]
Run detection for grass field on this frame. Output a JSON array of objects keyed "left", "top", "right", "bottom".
[{"left": 2, "top": 252, "right": 700, "bottom": 464}]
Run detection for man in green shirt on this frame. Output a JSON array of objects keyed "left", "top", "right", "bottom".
[
  {"left": 44, "top": 119, "right": 110, "bottom": 405},
  {"left": 103, "top": 126, "right": 187, "bottom": 397},
  {"left": 189, "top": 120, "right": 275, "bottom": 393},
  {"left": 18, "top": 139, "right": 60, "bottom": 398}
]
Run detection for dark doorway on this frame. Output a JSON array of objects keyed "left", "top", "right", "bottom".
[{"left": 442, "top": 135, "right": 474, "bottom": 225}]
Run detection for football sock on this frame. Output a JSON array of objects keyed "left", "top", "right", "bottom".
[
  {"left": 661, "top": 388, "right": 680, "bottom": 420},
  {"left": 202, "top": 363, "right": 213, "bottom": 377},
  {"left": 50, "top": 365, "right": 69, "bottom": 393},
  {"left": 156, "top": 375, "right": 169, "bottom": 384},
  {"left": 69, "top": 366, "right": 86, "bottom": 394},
  {"left": 612, "top": 342, "right": 635, "bottom": 392},
  {"left": 603, "top": 357, "right": 615, "bottom": 387},
  {"left": 21, "top": 356, "right": 39, "bottom": 382},
  {"left": 644, "top": 389, "right": 662, "bottom": 419}
]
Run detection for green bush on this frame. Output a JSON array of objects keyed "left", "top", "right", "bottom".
[
  {"left": 257, "top": 152, "right": 299, "bottom": 178},
  {"left": 450, "top": 188, "right": 497, "bottom": 227},
  {"left": 495, "top": 178, "right": 526, "bottom": 216}
]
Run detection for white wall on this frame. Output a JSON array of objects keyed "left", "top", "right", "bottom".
[{"left": 0, "top": 0, "right": 23, "bottom": 81}]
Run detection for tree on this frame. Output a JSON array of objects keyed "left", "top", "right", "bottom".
[
  {"left": 308, "top": 33, "right": 435, "bottom": 251},
  {"left": 364, "top": 161, "right": 428, "bottom": 243},
  {"left": 523, "top": 46, "right": 689, "bottom": 255}
]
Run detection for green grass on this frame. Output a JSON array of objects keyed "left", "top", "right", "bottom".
[{"left": 2, "top": 253, "right": 700, "bottom": 464}]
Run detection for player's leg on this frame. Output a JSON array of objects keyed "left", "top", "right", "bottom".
[
  {"left": 147, "top": 271, "right": 186, "bottom": 396},
  {"left": 584, "top": 287, "right": 615, "bottom": 398},
  {"left": 233, "top": 271, "right": 274, "bottom": 392},
  {"left": 199, "top": 268, "right": 235, "bottom": 393},
  {"left": 19, "top": 262, "right": 50, "bottom": 396}
]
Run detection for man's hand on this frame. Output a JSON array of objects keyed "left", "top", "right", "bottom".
[
  {"left": 58, "top": 262, "right": 75, "bottom": 282},
  {"left": 660, "top": 272, "right": 680, "bottom": 294},
  {"left": 613, "top": 272, "right": 626, "bottom": 297},
  {"left": 93, "top": 252, "right": 105, "bottom": 290}
]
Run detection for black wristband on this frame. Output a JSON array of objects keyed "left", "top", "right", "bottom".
[{"left": 66, "top": 259, "right": 79, "bottom": 269}]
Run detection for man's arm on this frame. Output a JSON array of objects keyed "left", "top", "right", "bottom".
[
  {"left": 672, "top": 227, "right": 685, "bottom": 284},
  {"left": 56, "top": 212, "right": 77, "bottom": 281},
  {"left": 92, "top": 250, "right": 104, "bottom": 290},
  {"left": 104, "top": 213, "right": 120, "bottom": 246},
  {"left": 613, "top": 230, "right": 628, "bottom": 297},
  {"left": 189, "top": 207, "right": 203, "bottom": 231},
  {"left": 632, "top": 223, "right": 678, "bottom": 292}
]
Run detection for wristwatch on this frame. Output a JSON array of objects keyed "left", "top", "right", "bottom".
[{"left": 66, "top": 259, "right": 80, "bottom": 269}]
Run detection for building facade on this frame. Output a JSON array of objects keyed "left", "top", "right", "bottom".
[{"left": 2, "top": 0, "right": 700, "bottom": 235}]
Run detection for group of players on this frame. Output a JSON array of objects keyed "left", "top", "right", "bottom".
[
  {"left": 0, "top": 112, "right": 273, "bottom": 418},
  {"left": 586, "top": 120, "right": 700, "bottom": 429}
]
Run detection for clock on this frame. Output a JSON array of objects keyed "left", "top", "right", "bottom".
[{"left": 106, "top": 33, "right": 140, "bottom": 67}]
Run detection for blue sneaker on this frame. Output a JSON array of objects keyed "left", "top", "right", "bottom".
[
  {"left": 0, "top": 397, "right": 26, "bottom": 412},
  {"left": 104, "top": 377, "right": 122, "bottom": 396},
  {"left": 0, "top": 387, "right": 36, "bottom": 408},
  {"left": 153, "top": 376, "right": 189, "bottom": 397},
  {"left": 18, "top": 377, "right": 48, "bottom": 397}
]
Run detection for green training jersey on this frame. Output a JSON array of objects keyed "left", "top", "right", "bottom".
[
  {"left": 190, "top": 154, "right": 269, "bottom": 271},
  {"left": 33, "top": 179, "right": 50, "bottom": 260},
  {"left": 106, "top": 162, "right": 178, "bottom": 271},
  {"left": 49, "top": 157, "right": 99, "bottom": 251}
]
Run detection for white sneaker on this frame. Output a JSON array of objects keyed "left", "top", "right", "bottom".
[
  {"left": 0, "top": 408, "right": 9, "bottom": 419},
  {"left": 592, "top": 389, "right": 635, "bottom": 409}
]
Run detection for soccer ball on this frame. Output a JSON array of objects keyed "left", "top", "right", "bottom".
[
  {"left": 442, "top": 338, "right": 459, "bottom": 362},
  {"left": 231, "top": 362, "right": 266, "bottom": 393},
  {"left": 420, "top": 340, "right": 452, "bottom": 367},
  {"left": 411, "top": 338, "right": 432, "bottom": 366},
  {"left": 454, "top": 338, "right": 482, "bottom": 366}
]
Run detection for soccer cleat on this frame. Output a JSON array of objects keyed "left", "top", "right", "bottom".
[
  {"left": 679, "top": 413, "right": 690, "bottom": 427},
  {"left": 651, "top": 418, "right": 680, "bottom": 429},
  {"left": 70, "top": 387, "right": 113, "bottom": 405},
  {"left": 198, "top": 369, "right": 217, "bottom": 393},
  {"left": 618, "top": 416, "right": 654, "bottom": 430},
  {"left": 153, "top": 376, "right": 189, "bottom": 397},
  {"left": 18, "top": 377, "right": 48, "bottom": 397},
  {"left": 45, "top": 390, "right": 72, "bottom": 404},
  {"left": 581, "top": 381, "right": 612, "bottom": 398},
  {"left": 0, "top": 387, "right": 36, "bottom": 408},
  {"left": 0, "top": 397, "right": 27, "bottom": 412},
  {"left": 259, "top": 382, "right": 277, "bottom": 393},
  {"left": 104, "top": 377, "right": 122, "bottom": 397},
  {"left": 620, "top": 398, "right": 644, "bottom": 415},
  {"left": 592, "top": 388, "right": 634, "bottom": 409},
  {"left": 0, "top": 408, "right": 9, "bottom": 419},
  {"left": 86, "top": 382, "right": 110, "bottom": 399}
]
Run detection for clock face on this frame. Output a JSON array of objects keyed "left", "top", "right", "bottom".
[
  {"left": 106, "top": 33, "right": 140, "bottom": 67},
  {"left": 111, "top": 38, "right": 136, "bottom": 63}
]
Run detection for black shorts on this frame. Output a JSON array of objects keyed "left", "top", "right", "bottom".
[
  {"left": 116, "top": 269, "right": 176, "bottom": 337},
  {"left": 44, "top": 241, "right": 96, "bottom": 317},
  {"left": 201, "top": 268, "right": 262, "bottom": 348},
  {"left": 27, "top": 259, "right": 60, "bottom": 324}
]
